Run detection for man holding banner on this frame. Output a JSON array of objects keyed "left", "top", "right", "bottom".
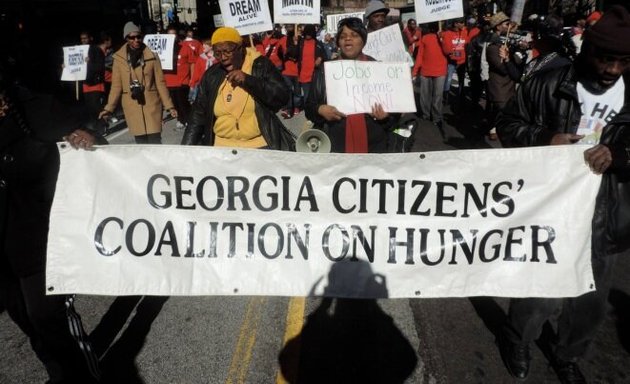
[{"left": 496, "top": 7, "right": 630, "bottom": 383}]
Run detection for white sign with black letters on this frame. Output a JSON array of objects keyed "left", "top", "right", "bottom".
[
  {"left": 274, "top": 0, "right": 321, "bottom": 24},
  {"left": 415, "top": 0, "right": 464, "bottom": 24},
  {"left": 143, "top": 34, "right": 176, "bottom": 71},
  {"left": 363, "top": 24, "right": 414, "bottom": 66},
  {"left": 61, "top": 45, "right": 90, "bottom": 81},
  {"left": 326, "top": 12, "right": 365, "bottom": 34},
  {"left": 324, "top": 60, "right": 416, "bottom": 114},
  {"left": 219, "top": 0, "right": 273, "bottom": 36}
]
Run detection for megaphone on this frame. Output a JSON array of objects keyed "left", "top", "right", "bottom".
[{"left": 296, "top": 129, "right": 331, "bottom": 153}]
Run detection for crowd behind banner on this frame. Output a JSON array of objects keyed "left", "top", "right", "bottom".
[{"left": 2, "top": 0, "right": 629, "bottom": 383}]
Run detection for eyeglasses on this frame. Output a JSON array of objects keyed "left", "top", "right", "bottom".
[
  {"left": 127, "top": 35, "right": 143, "bottom": 41},
  {"left": 213, "top": 45, "right": 240, "bottom": 58}
]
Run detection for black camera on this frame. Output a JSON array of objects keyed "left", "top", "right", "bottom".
[{"left": 129, "top": 80, "right": 145, "bottom": 100}]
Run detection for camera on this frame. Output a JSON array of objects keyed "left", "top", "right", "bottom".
[{"left": 129, "top": 80, "right": 145, "bottom": 101}]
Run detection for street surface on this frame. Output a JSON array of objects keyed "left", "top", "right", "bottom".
[{"left": 1, "top": 101, "right": 629, "bottom": 384}]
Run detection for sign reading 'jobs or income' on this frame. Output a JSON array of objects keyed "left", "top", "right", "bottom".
[
  {"left": 324, "top": 60, "right": 416, "bottom": 115},
  {"left": 219, "top": 0, "right": 273, "bottom": 36}
]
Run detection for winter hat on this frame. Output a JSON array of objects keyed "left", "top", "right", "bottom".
[
  {"left": 489, "top": 12, "right": 510, "bottom": 29},
  {"left": 123, "top": 21, "right": 141, "bottom": 39},
  {"left": 584, "top": 6, "right": 630, "bottom": 55},
  {"left": 211, "top": 27, "right": 242, "bottom": 46},
  {"left": 365, "top": 1, "right": 389, "bottom": 19}
]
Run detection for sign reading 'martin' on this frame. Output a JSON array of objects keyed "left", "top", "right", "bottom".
[
  {"left": 47, "top": 145, "right": 600, "bottom": 299},
  {"left": 274, "top": 0, "right": 321, "bottom": 24},
  {"left": 219, "top": 0, "right": 273, "bottom": 35}
]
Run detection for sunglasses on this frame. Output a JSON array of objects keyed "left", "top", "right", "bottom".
[
  {"left": 127, "top": 35, "right": 143, "bottom": 41},
  {"left": 213, "top": 44, "right": 240, "bottom": 58}
]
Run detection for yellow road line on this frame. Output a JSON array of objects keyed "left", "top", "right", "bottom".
[
  {"left": 276, "top": 297, "right": 306, "bottom": 384},
  {"left": 225, "top": 297, "right": 267, "bottom": 384}
]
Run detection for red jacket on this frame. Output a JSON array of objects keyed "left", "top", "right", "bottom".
[
  {"left": 441, "top": 29, "right": 468, "bottom": 65},
  {"left": 403, "top": 27, "right": 422, "bottom": 54},
  {"left": 413, "top": 33, "right": 447, "bottom": 78}
]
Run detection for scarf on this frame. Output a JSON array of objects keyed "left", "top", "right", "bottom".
[{"left": 344, "top": 53, "right": 371, "bottom": 153}]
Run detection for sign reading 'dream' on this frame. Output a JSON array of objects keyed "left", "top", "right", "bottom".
[
  {"left": 415, "top": 0, "right": 464, "bottom": 24},
  {"left": 324, "top": 60, "right": 416, "bottom": 114},
  {"left": 143, "top": 34, "right": 176, "bottom": 71},
  {"left": 219, "top": 0, "right": 272, "bottom": 36},
  {"left": 47, "top": 145, "right": 599, "bottom": 299},
  {"left": 363, "top": 24, "right": 414, "bottom": 66},
  {"left": 61, "top": 45, "right": 90, "bottom": 81},
  {"left": 326, "top": 12, "right": 365, "bottom": 34},
  {"left": 274, "top": 0, "right": 320, "bottom": 24}
]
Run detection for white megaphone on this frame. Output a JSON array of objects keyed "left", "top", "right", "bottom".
[{"left": 296, "top": 129, "right": 331, "bottom": 153}]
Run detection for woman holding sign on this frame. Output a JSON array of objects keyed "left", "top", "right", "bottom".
[{"left": 305, "top": 17, "right": 396, "bottom": 153}]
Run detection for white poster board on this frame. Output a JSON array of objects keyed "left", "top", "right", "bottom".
[
  {"left": 363, "top": 24, "right": 414, "bottom": 65},
  {"left": 219, "top": 0, "right": 273, "bottom": 35},
  {"left": 414, "top": 0, "right": 464, "bottom": 24},
  {"left": 143, "top": 34, "right": 176, "bottom": 71},
  {"left": 324, "top": 60, "right": 416, "bottom": 114},
  {"left": 61, "top": 45, "right": 90, "bottom": 81},
  {"left": 325, "top": 12, "right": 365, "bottom": 34},
  {"left": 274, "top": 0, "right": 321, "bottom": 24},
  {"left": 47, "top": 145, "right": 599, "bottom": 298}
]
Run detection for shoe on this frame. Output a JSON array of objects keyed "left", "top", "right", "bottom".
[
  {"left": 174, "top": 121, "right": 186, "bottom": 132},
  {"left": 497, "top": 335, "right": 530, "bottom": 380},
  {"left": 551, "top": 358, "right": 586, "bottom": 384}
]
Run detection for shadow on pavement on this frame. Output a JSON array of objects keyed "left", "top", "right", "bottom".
[
  {"left": 90, "top": 296, "right": 169, "bottom": 383},
  {"left": 278, "top": 260, "right": 417, "bottom": 384},
  {"left": 609, "top": 289, "right": 630, "bottom": 354}
]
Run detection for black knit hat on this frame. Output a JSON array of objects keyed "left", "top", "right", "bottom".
[{"left": 583, "top": 6, "right": 630, "bottom": 55}]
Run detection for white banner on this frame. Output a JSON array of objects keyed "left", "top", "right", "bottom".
[
  {"left": 274, "top": 0, "right": 320, "bottom": 24},
  {"left": 326, "top": 12, "right": 365, "bottom": 34},
  {"left": 414, "top": 0, "right": 464, "bottom": 24},
  {"left": 61, "top": 45, "right": 89, "bottom": 81},
  {"left": 219, "top": 0, "right": 273, "bottom": 36},
  {"left": 324, "top": 60, "right": 416, "bottom": 114},
  {"left": 213, "top": 13, "right": 225, "bottom": 27},
  {"left": 48, "top": 145, "right": 599, "bottom": 299},
  {"left": 143, "top": 34, "right": 176, "bottom": 71},
  {"left": 363, "top": 24, "right": 414, "bottom": 66}
]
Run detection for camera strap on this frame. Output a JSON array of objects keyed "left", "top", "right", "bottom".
[{"left": 126, "top": 51, "right": 144, "bottom": 86}]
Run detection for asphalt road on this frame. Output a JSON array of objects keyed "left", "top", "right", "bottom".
[{"left": 1, "top": 102, "right": 629, "bottom": 384}]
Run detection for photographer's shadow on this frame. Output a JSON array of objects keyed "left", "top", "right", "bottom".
[{"left": 279, "top": 260, "right": 417, "bottom": 384}]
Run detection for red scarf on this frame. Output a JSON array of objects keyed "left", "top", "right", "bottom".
[{"left": 344, "top": 54, "right": 371, "bottom": 153}]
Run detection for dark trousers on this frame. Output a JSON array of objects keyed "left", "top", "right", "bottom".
[
  {"left": 168, "top": 86, "right": 191, "bottom": 125},
  {"left": 84, "top": 91, "right": 105, "bottom": 121},
  {"left": 282, "top": 75, "right": 300, "bottom": 112},
  {"left": 504, "top": 251, "right": 618, "bottom": 361},
  {"left": 134, "top": 132, "right": 162, "bottom": 144},
  {"left": 0, "top": 271, "right": 100, "bottom": 383}
]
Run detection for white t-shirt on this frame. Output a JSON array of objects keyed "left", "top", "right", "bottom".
[{"left": 577, "top": 77, "right": 625, "bottom": 144}]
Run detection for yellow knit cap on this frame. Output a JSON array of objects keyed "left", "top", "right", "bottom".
[{"left": 211, "top": 27, "right": 242, "bottom": 45}]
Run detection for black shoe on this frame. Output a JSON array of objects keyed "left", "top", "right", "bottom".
[
  {"left": 551, "top": 358, "right": 586, "bottom": 384},
  {"left": 497, "top": 335, "right": 530, "bottom": 379}
]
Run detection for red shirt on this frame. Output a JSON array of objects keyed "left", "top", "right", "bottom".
[
  {"left": 190, "top": 54, "right": 217, "bottom": 88},
  {"left": 280, "top": 36, "right": 298, "bottom": 77},
  {"left": 264, "top": 37, "right": 283, "bottom": 68},
  {"left": 299, "top": 39, "right": 316, "bottom": 83},
  {"left": 403, "top": 27, "right": 422, "bottom": 54},
  {"left": 413, "top": 33, "right": 447, "bottom": 78},
  {"left": 164, "top": 42, "right": 194, "bottom": 88},
  {"left": 441, "top": 29, "right": 468, "bottom": 65},
  {"left": 182, "top": 38, "right": 203, "bottom": 59}
]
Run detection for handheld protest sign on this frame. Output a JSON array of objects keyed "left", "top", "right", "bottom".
[
  {"left": 61, "top": 45, "right": 89, "bottom": 81},
  {"left": 144, "top": 34, "right": 176, "bottom": 71},
  {"left": 324, "top": 60, "right": 416, "bottom": 115},
  {"left": 219, "top": 0, "right": 273, "bottom": 36},
  {"left": 414, "top": 0, "right": 464, "bottom": 25},
  {"left": 363, "top": 24, "right": 415, "bottom": 66},
  {"left": 274, "top": 0, "right": 321, "bottom": 25},
  {"left": 326, "top": 12, "right": 365, "bottom": 34}
]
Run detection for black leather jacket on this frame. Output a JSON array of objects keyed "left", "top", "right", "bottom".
[
  {"left": 497, "top": 64, "right": 630, "bottom": 255},
  {"left": 181, "top": 54, "right": 292, "bottom": 150}
]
